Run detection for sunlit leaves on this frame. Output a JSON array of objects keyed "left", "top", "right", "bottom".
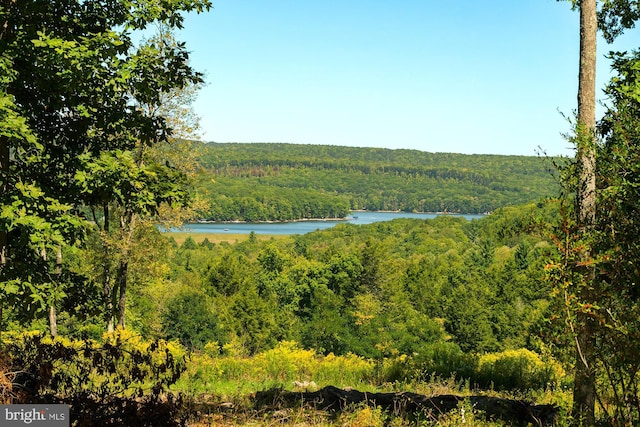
[
  {"left": 2, "top": 329, "right": 187, "bottom": 400},
  {"left": 75, "top": 150, "right": 190, "bottom": 218},
  {"left": 1, "top": 182, "right": 86, "bottom": 251},
  {"left": 599, "top": 0, "right": 640, "bottom": 42}
]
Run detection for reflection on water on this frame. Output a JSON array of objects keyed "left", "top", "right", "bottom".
[{"left": 168, "top": 211, "right": 484, "bottom": 235}]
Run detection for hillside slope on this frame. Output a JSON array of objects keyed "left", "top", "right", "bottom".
[{"left": 195, "top": 142, "right": 559, "bottom": 220}]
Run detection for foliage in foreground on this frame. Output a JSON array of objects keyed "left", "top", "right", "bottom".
[
  {"left": 178, "top": 342, "right": 572, "bottom": 426},
  {"left": 177, "top": 341, "right": 567, "bottom": 398},
  {"left": 0, "top": 333, "right": 571, "bottom": 426},
  {"left": 0, "top": 329, "right": 189, "bottom": 425},
  {"left": 546, "top": 50, "right": 640, "bottom": 426}
]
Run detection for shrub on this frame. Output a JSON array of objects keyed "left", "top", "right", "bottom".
[
  {"left": 377, "top": 354, "right": 414, "bottom": 383},
  {"left": 378, "top": 344, "right": 564, "bottom": 392},
  {"left": 315, "top": 352, "right": 375, "bottom": 386},
  {"left": 475, "top": 348, "right": 563, "bottom": 390},
  {"left": 177, "top": 340, "right": 376, "bottom": 393},
  {"left": 413, "top": 342, "right": 478, "bottom": 382},
  {"left": 1, "top": 330, "right": 190, "bottom": 425},
  {"left": 254, "top": 341, "right": 315, "bottom": 382},
  {"left": 1, "top": 329, "right": 186, "bottom": 398},
  {"left": 338, "top": 403, "right": 387, "bottom": 427}
]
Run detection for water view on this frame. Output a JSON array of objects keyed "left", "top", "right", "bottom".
[{"left": 174, "top": 211, "right": 485, "bottom": 235}]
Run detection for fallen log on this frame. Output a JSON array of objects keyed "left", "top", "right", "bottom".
[{"left": 254, "top": 385, "right": 558, "bottom": 426}]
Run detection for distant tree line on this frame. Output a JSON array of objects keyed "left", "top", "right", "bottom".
[{"left": 195, "top": 143, "right": 558, "bottom": 220}]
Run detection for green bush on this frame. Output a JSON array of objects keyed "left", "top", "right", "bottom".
[
  {"left": 377, "top": 354, "right": 414, "bottom": 383},
  {"left": 377, "top": 344, "right": 565, "bottom": 392},
  {"left": 413, "top": 342, "right": 478, "bottom": 381},
  {"left": 161, "top": 290, "right": 224, "bottom": 350},
  {"left": 255, "top": 341, "right": 316, "bottom": 382},
  {"left": 314, "top": 352, "right": 375, "bottom": 386}
]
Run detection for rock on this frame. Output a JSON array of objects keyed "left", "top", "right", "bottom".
[{"left": 254, "top": 385, "right": 557, "bottom": 427}]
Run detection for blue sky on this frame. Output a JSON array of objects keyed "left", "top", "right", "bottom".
[{"left": 178, "top": 1, "right": 639, "bottom": 156}]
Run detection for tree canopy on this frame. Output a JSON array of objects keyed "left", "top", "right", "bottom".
[{"left": 0, "top": 0, "right": 211, "bottom": 333}]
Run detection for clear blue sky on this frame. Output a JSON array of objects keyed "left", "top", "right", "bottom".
[{"left": 177, "top": 1, "right": 639, "bottom": 156}]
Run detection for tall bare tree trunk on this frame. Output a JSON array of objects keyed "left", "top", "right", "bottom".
[
  {"left": 116, "top": 212, "right": 136, "bottom": 329},
  {"left": 47, "top": 247, "right": 62, "bottom": 338},
  {"left": 39, "top": 247, "right": 58, "bottom": 337},
  {"left": 573, "top": 0, "right": 597, "bottom": 424},
  {"left": 0, "top": 137, "right": 8, "bottom": 268},
  {"left": 101, "top": 203, "right": 115, "bottom": 332},
  {"left": 48, "top": 306, "right": 57, "bottom": 337},
  {"left": 116, "top": 259, "right": 129, "bottom": 329}
]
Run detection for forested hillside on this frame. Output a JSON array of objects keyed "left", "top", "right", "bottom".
[
  {"left": 156, "top": 202, "right": 557, "bottom": 359},
  {"left": 195, "top": 142, "right": 558, "bottom": 220}
]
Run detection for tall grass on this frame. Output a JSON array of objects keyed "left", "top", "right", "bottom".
[
  {"left": 175, "top": 340, "right": 568, "bottom": 400},
  {"left": 175, "top": 341, "right": 375, "bottom": 396},
  {"left": 1, "top": 332, "right": 572, "bottom": 425}
]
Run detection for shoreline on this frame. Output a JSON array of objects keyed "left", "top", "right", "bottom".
[
  {"left": 192, "top": 217, "right": 350, "bottom": 225},
  {"left": 193, "top": 210, "right": 485, "bottom": 225}
]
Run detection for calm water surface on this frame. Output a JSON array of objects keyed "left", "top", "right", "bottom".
[{"left": 175, "top": 211, "right": 485, "bottom": 235}]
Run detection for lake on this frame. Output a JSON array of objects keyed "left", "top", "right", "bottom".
[{"left": 173, "top": 211, "right": 485, "bottom": 235}]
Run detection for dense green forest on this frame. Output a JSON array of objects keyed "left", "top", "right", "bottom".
[
  {"left": 3, "top": 201, "right": 556, "bottom": 361},
  {"left": 194, "top": 143, "right": 558, "bottom": 220},
  {"left": 156, "top": 202, "right": 557, "bottom": 359}
]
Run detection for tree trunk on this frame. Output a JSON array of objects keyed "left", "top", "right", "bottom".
[
  {"left": 48, "top": 306, "right": 57, "bottom": 337},
  {"left": 38, "top": 247, "right": 57, "bottom": 337},
  {"left": 573, "top": 0, "right": 597, "bottom": 424},
  {"left": 577, "top": 0, "right": 598, "bottom": 212},
  {"left": 101, "top": 203, "right": 115, "bottom": 332},
  {"left": 106, "top": 311, "right": 114, "bottom": 332},
  {"left": 116, "top": 258, "right": 128, "bottom": 329},
  {"left": 47, "top": 247, "right": 62, "bottom": 338},
  {"left": 116, "top": 212, "right": 136, "bottom": 329},
  {"left": 0, "top": 136, "right": 8, "bottom": 268}
]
